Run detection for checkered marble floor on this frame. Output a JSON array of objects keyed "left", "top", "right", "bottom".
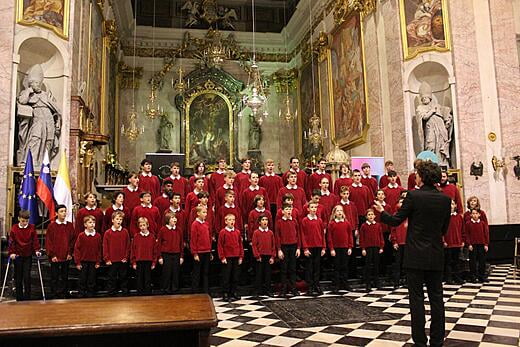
[{"left": 210, "top": 264, "right": 520, "bottom": 346}]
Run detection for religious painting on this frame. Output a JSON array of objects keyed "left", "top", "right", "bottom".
[
  {"left": 298, "top": 61, "right": 321, "bottom": 160},
  {"left": 87, "top": 2, "right": 104, "bottom": 128},
  {"left": 16, "top": 0, "right": 70, "bottom": 39},
  {"left": 329, "top": 12, "right": 368, "bottom": 149},
  {"left": 185, "top": 91, "right": 233, "bottom": 168},
  {"left": 399, "top": 0, "right": 451, "bottom": 60}
]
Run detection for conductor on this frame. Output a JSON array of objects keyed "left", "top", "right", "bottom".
[{"left": 374, "top": 161, "right": 451, "bottom": 347}]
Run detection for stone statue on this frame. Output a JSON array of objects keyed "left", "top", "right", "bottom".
[
  {"left": 248, "top": 116, "right": 261, "bottom": 150},
  {"left": 157, "top": 113, "right": 174, "bottom": 152},
  {"left": 414, "top": 82, "right": 453, "bottom": 166},
  {"left": 16, "top": 64, "right": 62, "bottom": 167}
]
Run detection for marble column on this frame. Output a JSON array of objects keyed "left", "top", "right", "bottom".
[{"left": 0, "top": 3, "right": 15, "bottom": 232}]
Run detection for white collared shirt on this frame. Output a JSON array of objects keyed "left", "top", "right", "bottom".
[
  {"left": 281, "top": 215, "right": 292, "bottom": 221},
  {"left": 18, "top": 223, "right": 28, "bottom": 229},
  {"left": 85, "top": 205, "right": 97, "bottom": 211},
  {"left": 112, "top": 204, "right": 123, "bottom": 211},
  {"left": 259, "top": 227, "right": 269, "bottom": 232},
  {"left": 471, "top": 219, "right": 481, "bottom": 223},
  {"left": 55, "top": 219, "right": 66, "bottom": 225},
  {"left": 339, "top": 175, "right": 350, "bottom": 179},
  {"left": 321, "top": 190, "right": 330, "bottom": 196},
  {"left": 141, "top": 172, "right": 152, "bottom": 177},
  {"left": 161, "top": 193, "right": 169, "bottom": 199},
  {"left": 451, "top": 212, "right": 457, "bottom": 216},
  {"left": 334, "top": 218, "right": 345, "bottom": 223},
  {"left": 387, "top": 183, "right": 398, "bottom": 189},
  {"left": 290, "top": 168, "right": 300, "bottom": 173},
  {"left": 225, "top": 226, "right": 235, "bottom": 232},
  {"left": 340, "top": 199, "right": 350, "bottom": 205},
  {"left": 170, "top": 175, "right": 181, "bottom": 180},
  {"left": 307, "top": 214, "right": 318, "bottom": 220},
  {"left": 265, "top": 172, "right": 275, "bottom": 177},
  {"left": 166, "top": 224, "right": 176, "bottom": 230},
  {"left": 249, "top": 185, "right": 259, "bottom": 191},
  {"left": 216, "top": 169, "right": 226, "bottom": 174},
  {"left": 255, "top": 207, "right": 266, "bottom": 213},
  {"left": 352, "top": 182, "right": 362, "bottom": 188},
  {"left": 317, "top": 170, "right": 326, "bottom": 175},
  {"left": 111, "top": 226, "right": 122, "bottom": 232},
  {"left": 140, "top": 230, "right": 150, "bottom": 236},
  {"left": 224, "top": 203, "right": 235, "bottom": 209},
  {"left": 375, "top": 200, "right": 386, "bottom": 206},
  {"left": 366, "top": 220, "right": 376, "bottom": 225},
  {"left": 127, "top": 185, "right": 138, "bottom": 192},
  {"left": 286, "top": 184, "right": 298, "bottom": 190},
  {"left": 196, "top": 218, "right": 205, "bottom": 224},
  {"left": 193, "top": 188, "right": 202, "bottom": 195},
  {"left": 223, "top": 184, "right": 233, "bottom": 190},
  {"left": 141, "top": 203, "right": 152, "bottom": 208},
  {"left": 85, "top": 230, "right": 96, "bottom": 236},
  {"left": 169, "top": 206, "right": 181, "bottom": 213},
  {"left": 241, "top": 170, "right": 251, "bottom": 175},
  {"left": 361, "top": 174, "right": 370, "bottom": 179}
]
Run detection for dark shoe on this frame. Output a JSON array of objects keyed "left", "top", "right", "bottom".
[
  {"left": 393, "top": 282, "right": 400, "bottom": 289},
  {"left": 365, "top": 284, "right": 371, "bottom": 293},
  {"left": 343, "top": 284, "right": 351, "bottom": 292},
  {"left": 291, "top": 288, "right": 300, "bottom": 297},
  {"left": 231, "top": 293, "right": 241, "bottom": 301},
  {"left": 266, "top": 290, "right": 274, "bottom": 297},
  {"left": 481, "top": 277, "right": 490, "bottom": 283},
  {"left": 315, "top": 286, "right": 323, "bottom": 295},
  {"left": 222, "top": 293, "right": 229, "bottom": 301}
]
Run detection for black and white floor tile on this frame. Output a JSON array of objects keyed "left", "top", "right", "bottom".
[{"left": 210, "top": 264, "right": 520, "bottom": 346}]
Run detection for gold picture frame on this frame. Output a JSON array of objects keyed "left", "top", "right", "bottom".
[
  {"left": 16, "top": 0, "right": 70, "bottom": 39},
  {"left": 297, "top": 60, "right": 320, "bottom": 160},
  {"left": 185, "top": 90, "right": 234, "bottom": 168},
  {"left": 399, "top": 0, "right": 451, "bottom": 60},
  {"left": 328, "top": 11, "right": 369, "bottom": 149}
]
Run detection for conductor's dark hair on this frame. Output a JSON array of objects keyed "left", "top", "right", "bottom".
[{"left": 416, "top": 161, "right": 442, "bottom": 186}]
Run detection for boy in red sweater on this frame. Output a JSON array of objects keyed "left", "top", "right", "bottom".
[
  {"left": 333, "top": 164, "right": 353, "bottom": 196},
  {"left": 185, "top": 177, "right": 205, "bottom": 215},
  {"left": 75, "top": 192, "right": 104, "bottom": 240},
  {"left": 189, "top": 161, "right": 209, "bottom": 191},
  {"left": 390, "top": 199, "right": 408, "bottom": 289},
  {"left": 139, "top": 159, "right": 161, "bottom": 200},
  {"left": 103, "top": 192, "right": 131, "bottom": 232},
  {"left": 276, "top": 194, "right": 301, "bottom": 221},
  {"left": 443, "top": 200, "right": 465, "bottom": 285},
  {"left": 466, "top": 209, "right": 489, "bottom": 283},
  {"left": 301, "top": 201, "right": 326, "bottom": 296},
  {"left": 103, "top": 211, "right": 130, "bottom": 296},
  {"left": 8, "top": 210, "right": 41, "bottom": 301},
  {"left": 208, "top": 158, "right": 228, "bottom": 197},
  {"left": 247, "top": 195, "right": 273, "bottom": 241},
  {"left": 241, "top": 172, "right": 269, "bottom": 223},
  {"left": 382, "top": 171, "right": 405, "bottom": 213},
  {"left": 350, "top": 170, "right": 374, "bottom": 227},
  {"left": 318, "top": 177, "right": 338, "bottom": 221},
  {"left": 130, "top": 192, "right": 161, "bottom": 238},
  {"left": 167, "top": 162, "right": 190, "bottom": 204},
  {"left": 158, "top": 212, "right": 184, "bottom": 294},
  {"left": 259, "top": 159, "right": 283, "bottom": 219},
  {"left": 74, "top": 215, "right": 102, "bottom": 298},
  {"left": 361, "top": 163, "right": 378, "bottom": 196},
  {"left": 277, "top": 173, "right": 307, "bottom": 215},
  {"left": 188, "top": 192, "right": 214, "bottom": 236},
  {"left": 122, "top": 172, "right": 142, "bottom": 215},
  {"left": 235, "top": 158, "right": 252, "bottom": 194},
  {"left": 307, "top": 158, "right": 332, "bottom": 198},
  {"left": 190, "top": 206, "right": 213, "bottom": 293},
  {"left": 379, "top": 161, "right": 402, "bottom": 188},
  {"left": 359, "top": 209, "right": 384, "bottom": 292},
  {"left": 282, "top": 157, "right": 308, "bottom": 189},
  {"left": 328, "top": 206, "right": 354, "bottom": 293},
  {"left": 218, "top": 214, "right": 244, "bottom": 301},
  {"left": 153, "top": 179, "right": 173, "bottom": 216},
  {"left": 215, "top": 190, "right": 243, "bottom": 235},
  {"left": 275, "top": 204, "right": 301, "bottom": 297},
  {"left": 46, "top": 205, "right": 75, "bottom": 298},
  {"left": 252, "top": 215, "right": 276, "bottom": 296},
  {"left": 215, "top": 170, "right": 241, "bottom": 212},
  {"left": 165, "top": 192, "right": 187, "bottom": 241},
  {"left": 131, "top": 217, "right": 158, "bottom": 295},
  {"left": 302, "top": 190, "right": 327, "bottom": 222}
]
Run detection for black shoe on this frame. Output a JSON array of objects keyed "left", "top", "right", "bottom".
[
  {"left": 343, "top": 284, "right": 351, "bottom": 292},
  {"left": 365, "top": 284, "right": 371, "bottom": 293},
  {"left": 291, "top": 288, "right": 300, "bottom": 297},
  {"left": 231, "top": 293, "right": 241, "bottom": 301},
  {"left": 393, "top": 282, "right": 400, "bottom": 289},
  {"left": 222, "top": 293, "right": 229, "bottom": 301},
  {"left": 315, "top": 286, "right": 323, "bottom": 295}
]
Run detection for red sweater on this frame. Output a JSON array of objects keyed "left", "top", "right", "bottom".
[
  {"left": 188, "top": 206, "right": 214, "bottom": 238},
  {"left": 359, "top": 222, "right": 384, "bottom": 249},
  {"left": 338, "top": 200, "right": 358, "bottom": 229},
  {"left": 407, "top": 173, "right": 416, "bottom": 190},
  {"left": 382, "top": 185, "right": 405, "bottom": 213},
  {"left": 361, "top": 176, "right": 378, "bottom": 196},
  {"left": 103, "top": 206, "right": 131, "bottom": 232},
  {"left": 131, "top": 232, "right": 158, "bottom": 265},
  {"left": 374, "top": 201, "right": 392, "bottom": 233},
  {"left": 103, "top": 227, "right": 130, "bottom": 263},
  {"left": 75, "top": 207, "right": 104, "bottom": 239},
  {"left": 259, "top": 174, "right": 283, "bottom": 206},
  {"left": 349, "top": 184, "right": 373, "bottom": 217},
  {"left": 327, "top": 220, "right": 354, "bottom": 250},
  {"left": 190, "top": 220, "right": 212, "bottom": 255},
  {"left": 301, "top": 216, "right": 325, "bottom": 249},
  {"left": 282, "top": 169, "right": 307, "bottom": 190},
  {"left": 130, "top": 204, "right": 161, "bottom": 238},
  {"left": 153, "top": 194, "right": 171, "bottom": 217},
  {"left": 444, "top": 214, "right": 464, "bottom": 248},
  {"left": 185, "top": 190, "right": 204, "bottom": 217},
  {"left": 157, "top": 225, "right": 184, "bottom": 255},
  {"left": 276, "top": 207, "right": 301, "bottom": 222},
  {"left": 463, "top": 210, "right": 488, "bottom": 225},
  {"left": 46, "top": 221, "right": 75, "bottom": 261},
  {"left": 319, "top": 192, "right": 339, "bottom": 221},
  {"left": 465, "top": 220, "right": 489, "bottom": 246},
  {"left": 74, "top": 232, "right": 102, "bottom": 265},
  {"left": 333, "top": 177, "right": 353, "bottom": 196},
  {"left": 302, "top": 202, "right": 327, "bottom": 223},
  {"left": 247, "top": 208, "right": 273, "bottom": 241},
  {"left": 275, "top": 217, "right": 300, "bottom": 249},
  {"left": 208, "top": 171, "right": 226, "bottom": 196},
  {"left": 241, "top": 186, "right": 269, "bottom": 221},
  {"left": 276, "top": 186, "right": 307, "bottom": 213},
  {"left": 215, "top": 204, "right": 243, "bottom": 236},
  {"left": 217, "top": 228, "right": 244, "bottom": 259},
  {"left": 8, "top": 224, "right": 40, "bottom": 257},
  {"left": 252, "top": 228, "right": 276, "bottom": 258},
  {"left": 439, "top": 183, "right": 463, "bottom": 213},
  {"left": 168, "top": 175, "right": 190, "bottom": 203},
  {"left": 235, "top": 171, "right": 251, "bottom": 194},
  {"left": 379, "top": 175, "right": 402, "bottom": 189},
  {"left": 139, "top": 173, "right": 161, "bottom": 200},
  {"left": 390, "top": 220, "right": 408, "bottom": 245},
  {"left": 214, "top": 185, "right": 241, "bottom": 212},
  {"left": 307, "top": 172, "right": 332, "bottom": 197},
  {"left": 188, "top": 175, "right": 209, "bottom": 192},
  {"left": 121, "top": 186, "right": 142, "bottom": 215},
  {"left": 164, "top": 207, "right": 187, "bottom": 240}
]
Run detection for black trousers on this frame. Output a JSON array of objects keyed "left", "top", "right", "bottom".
[
  {"left": 444, "top": 248, "right": 460, "bottom": 282},
  {"left": 364, "top": 247, "right": 380, "bottom": 286},
  {"left": 406, "top": 269, "right": 445, "bottom": 347},
  {"left": 14, "top": 256, "right": 32, "bottom": 301},
  {"left": 79, "top": 261, "right": 97, "bottom": 297},
  {"left": 280, "top": 244, "right": 297, "bottom": 289},
  {"left": 305, "top": 247, "right": 321, "bottom": 288},
  {"left": 192, "top": 253, "right": 210, "bottom": 293},
  {"left": 221, "top": 257, "right": 240, "bottom": 295},
  {"left": 255, "top": 255, "right": 272, "bottom": 293},
  {"left": 136, "top": 261, "right": 152, "bottom": 295},
  {"left": 333, "top": 248, "right": 349, "bottom": 289},
  {"left": 107, "top": 262, "right": 128, "bottom": 295},
  {"left": 161, "top": 253, "right": 181, "bottom": 293},
  {"left": 50, "top": 260, "right": 69, "bottom": 297},
  {"left": 393, "top": 246, "right": 405, "bottom": 284},
  {"left": 469, "top": 244, "right": 486, "bottom": 280}
]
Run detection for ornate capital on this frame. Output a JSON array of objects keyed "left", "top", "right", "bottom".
[
  {"left": 315, "top": 32, "right": 330, "bottom": 62},
  {"left": 271, "top": 69, "right": 298, "bottom": 94},
  {"left": 103, "top": 20, "right": 119, "bottom": 49},
  {"left": 118, "top": 62, "right": 143, "bottom": 90}
]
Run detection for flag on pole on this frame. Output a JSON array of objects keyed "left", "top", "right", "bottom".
[
  {"left": 36, "top": 150, "right": 55, "bottom": 221},
  {"left": 18, "top": 150, "right": 39, "bottom": 224},
  {"left": 53, "top": 150, "right": 73, "bottom": 222}
]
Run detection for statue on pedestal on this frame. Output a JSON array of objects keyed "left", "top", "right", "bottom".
[
  {"left": 248, "top": 116, "right": 261, "bottom": 151},
  {"left": 414, "top": 82, "right": 453, "bottom": 166},
  {"left": 157, "top": 113, "right": 174, "bottom": 152},
  {"left": 16, "top": 64, "right": 62, "bottom": 167}
]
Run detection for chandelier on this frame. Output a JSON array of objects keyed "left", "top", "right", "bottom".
[
  {"left": 143, "top": 0, "right": 165, "bottom": 119},
  {"left": 121, "top": 0, "right": 143, "bottom": 141},
  {"left": 279, "top": 2, "right": 295, "bottom": 123}
]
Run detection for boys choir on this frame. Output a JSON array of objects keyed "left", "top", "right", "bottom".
[{"left": 7, "top": 157, "right": 490, "bottom": 301}]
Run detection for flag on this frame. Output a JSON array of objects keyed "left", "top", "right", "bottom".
[
  {"left": 18, "top": 150, "right": 39, "bottom": 224},
  {"left": 53, "top": 150, "right": 73, "bottom": 222},
  {"left": 36, "top": 150, "right": 55, "bottom": 221}
]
